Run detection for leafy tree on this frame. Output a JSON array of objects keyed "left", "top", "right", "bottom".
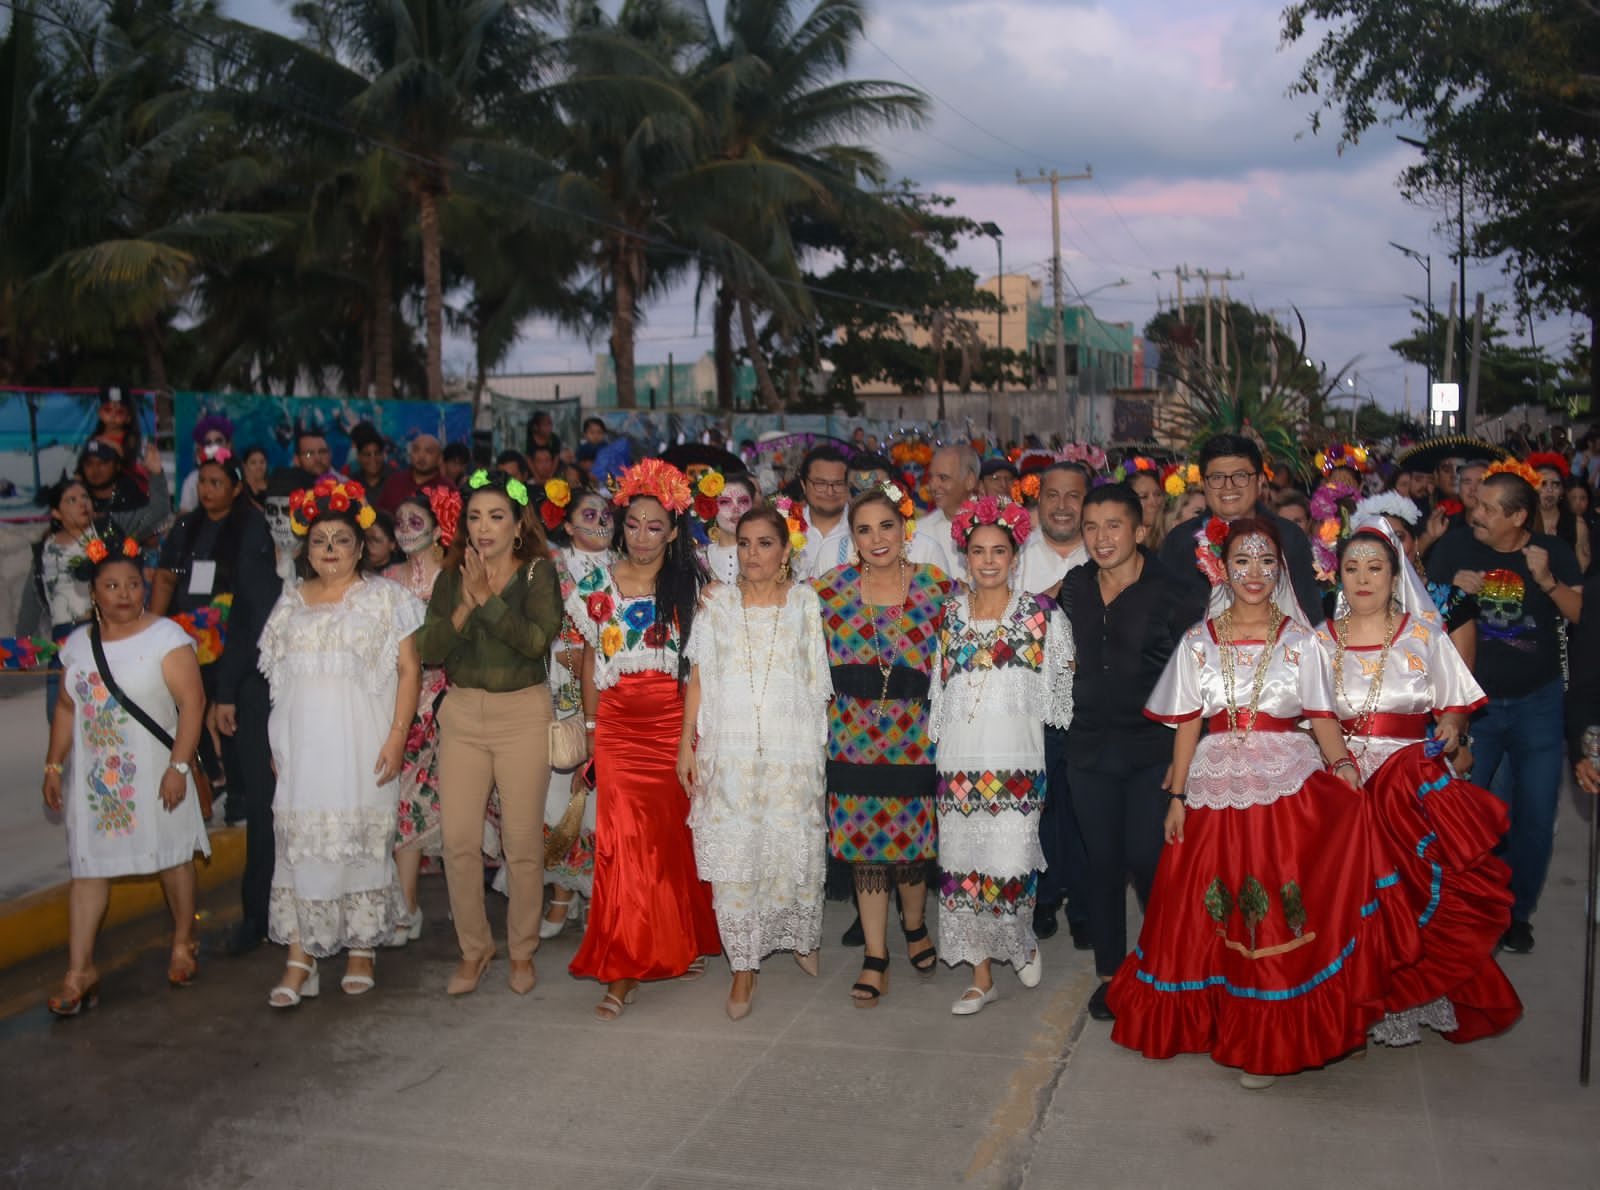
[
  {"left": 1389, "top": 307, "right": 1558, "bottom": 417},
  {"left": 1282, "top": 0, "right": 1600, "bottom": 402}
]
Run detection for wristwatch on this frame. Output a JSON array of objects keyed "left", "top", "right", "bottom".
[{"left": 169, "top": 761, "right": 192, "bottom": 776}]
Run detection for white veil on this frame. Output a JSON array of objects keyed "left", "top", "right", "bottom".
[{"left": 1335, "top": 511, "right": 1437, "bottom": 623}]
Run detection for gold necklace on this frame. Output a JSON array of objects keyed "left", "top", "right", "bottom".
[
  {"left": 862, "top": 559, "right": 909, "bottom": 721},
  {"left": 1332, "top": 610, "right": 1399, "bottom": 736},
  {"left": 740, "top": 586, "right": 781, "bottom": 758},
  {"left": 1217, "top": 606, "right": 1282, "bottom": 737},
  {"left": 962, "top": 592, "right": 1011, "bottom": 722}
]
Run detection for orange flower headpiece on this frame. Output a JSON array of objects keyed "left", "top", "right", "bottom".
[
  {"left": 610, "top": 458, "right": 692, "bottom": 514},
  {"left": 1485, "top": 458, "right": 1541, "bottom": 489},
  {"left": 290, "top": 478, "right": 376, "bottom": 535},
  {"left": 83, "top": 533, "right": 141, "bottom": 566}
]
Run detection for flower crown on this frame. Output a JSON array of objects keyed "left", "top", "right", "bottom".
[
  {"left": 1525, "top": 451, "right": 1569, "bottom": 479},
  {"left": 878, "top": 480, "right": 918, "bottom": 541},
  {"left": 1162, "top": 461, "right": 1202, "bottom": 497},
  {"left": 1060, "top": 442, "right": 1107, "bottom": 472},
  {"left": 467, "top": 468, "right": 530, "bottom": 506},
  {"left": 1485, "top": 458, "right": 1541, "bottom": 488},
  {"left": 692, "top": 469, "right": 727, "bottom": 524},
  {"left": 1112, "top": 455, "right": 1157, "bottom": 483},
  {"left": 1315, "top": 443, "right": 1370, "bottom": 474},
  {"left": 951, "top": 495, "right": 1031, "bottom": 551},
  {"left": 426, "top": 485, "right": 463, "bottom": 548},
  {"left": 536, "top": 477, "right": 572, "bottom": 532},
  {"left": 1351, "top": 491, "right": 1422, "bottom": 530},
  {"left": 83, "top": 533, "right": 142, "bottom": 565},
  {"left": 199, "top": 444, "right": 234, "bottom": 466},
  {"left": 774, "top": 495, "right": 808, "bottom": 550},
  {"left": 1010, "top": 473, "right": 1041, "bottom": 504},
  {"left": 611, "top": 458, "right": 692, "bottom": 514},
  {"left": 289, "top": 478, "right": 376, "bottom": 535}
]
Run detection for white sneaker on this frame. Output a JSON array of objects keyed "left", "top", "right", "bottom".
[
  {"left": 951, "top": 986, "right": 998, "bottom": 1016},
  {"left": 1238, "top": 1072, "right": 1277, "bottom": 1090},
  {"left": 1017, "top": 949, "right": 1043, "bottom": 988}
]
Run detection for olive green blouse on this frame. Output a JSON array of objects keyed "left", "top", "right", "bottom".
[{"left": 416, "top": 557, "right": 562, "bottom": 691}]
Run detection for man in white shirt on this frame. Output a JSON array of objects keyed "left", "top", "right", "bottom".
[
  {"left": 792, "top": 445, "right": 853, "bottom": 580},
  {"left": 1016, "top": 462, "right": 1090, "bottom": 595},
  {"left": 909, "top": 444, "right": 978, "bottom": 579}
]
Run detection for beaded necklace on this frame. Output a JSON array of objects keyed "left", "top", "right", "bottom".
[
  {"left": 862, "top": 559, "right": 909, "bottom": 723},
  {"left": 1332, "top": 610, "right": 1400, "bottom": 737},
  {"left": 739, "top": 582, "right": 783, "bottom": 757},
  {"left": 1216, "top": 605, "right": 1283, "bottom": 737}
]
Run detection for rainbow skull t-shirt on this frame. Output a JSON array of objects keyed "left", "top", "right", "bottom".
[{"left": 1478, "top": 568, "right": 1537, "bottom": 649}]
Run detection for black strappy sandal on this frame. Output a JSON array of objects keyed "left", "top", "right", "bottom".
[
  {"left": 904, "top": 923, "right": 938, "bottom": 975},
  {"left": 851, "top": 953, "right": 890, "bottom": 1008}
]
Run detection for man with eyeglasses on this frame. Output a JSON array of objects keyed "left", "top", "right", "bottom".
[
  {"left": 792, "top": 445, "right": 853, "bottom": 580},
  {"left": 290, "top": 429, "right": 336, "bottom": 488},
  {"left": 1155, "top": 433, "right": 1323, "bottom": 625}
]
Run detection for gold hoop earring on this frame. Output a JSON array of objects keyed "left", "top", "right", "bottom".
[{"left": 513, "top": 534, "right": 524, "bottom": 552}]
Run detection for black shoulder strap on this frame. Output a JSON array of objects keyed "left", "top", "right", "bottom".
[{"left": 90, "top": 623, "right": 175, "bottom": 751}]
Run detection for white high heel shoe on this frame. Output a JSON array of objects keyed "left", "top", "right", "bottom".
[
  {"left": 268, "top": 960, "right": 319, "bottom": 1008},
  {"left": 539, "top": 894, "right": 581, "bottom": 940}
]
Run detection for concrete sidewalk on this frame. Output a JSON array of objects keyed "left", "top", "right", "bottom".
[{"left": 2, "top": 784, "right": 1597, "bottom": 1189}]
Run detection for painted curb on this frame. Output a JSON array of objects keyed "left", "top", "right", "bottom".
[{"left": 0, "top": 826, "right": 245, "bottom": 970}]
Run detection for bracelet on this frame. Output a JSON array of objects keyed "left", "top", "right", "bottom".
[
  {"left": 1167, "top": 792, "right": 1185, "bottom": 804},
  {"left": 1330, "top": 757, "right": 1358, "bottom": 775},
  {"left": 584, "top": 720, "right": 597, "bottom": 730},
  {"left": 43, "top": 762, "right": 63, "bottom": 775}
]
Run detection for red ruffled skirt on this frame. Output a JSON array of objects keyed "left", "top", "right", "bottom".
[
  {"left": 1363, "top": 743, "right": 1521, "bottom": 1042},
  {"left": 1107, "top": 771, "right": 1416, "bottom": 1075},
  {"left": 570, "top": 672, "right": 721, "bottom": 982}
]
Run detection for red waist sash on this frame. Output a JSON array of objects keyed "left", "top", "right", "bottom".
[
  {"left": 1341, "top": 712, "right": 1431, "bottom": 739},
  {"left": 1205, "top": 711, "right": 1299, "bottom": 734}
]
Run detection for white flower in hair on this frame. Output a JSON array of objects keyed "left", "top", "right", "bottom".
[{"left": 1352, "top": 491, "right": 1422, "bottom": 530}]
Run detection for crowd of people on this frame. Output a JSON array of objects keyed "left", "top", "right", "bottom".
[{"left": 26, "top": 403, "right": 1600, "bottom": 1090}]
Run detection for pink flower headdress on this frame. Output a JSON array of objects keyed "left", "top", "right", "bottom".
[{"left": 950, "top": 495, "right": 1032, "bottom": 551}]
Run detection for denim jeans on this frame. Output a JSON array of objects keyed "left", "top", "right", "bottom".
[{"left": 1469, "top": 678, "right": 1565, "bottom": 921}]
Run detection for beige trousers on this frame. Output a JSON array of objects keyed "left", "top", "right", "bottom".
[{"left": 437, "top": 685, "right": 553, "bottom": 962}]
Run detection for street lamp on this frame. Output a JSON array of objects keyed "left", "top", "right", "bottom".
[
  {"left": 1389, "top": 241, "right": 1434, "bottom": 394},
  {"left": 979, "top": 222, "right": 1004, "bottom": 395},
  {"left": 1397, "top": 134, "right": 1467, "bottom": 396}
]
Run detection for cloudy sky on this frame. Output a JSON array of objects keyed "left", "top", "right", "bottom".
[{"left": 224, "top": 0, "right": 1579, "bottom": 413}]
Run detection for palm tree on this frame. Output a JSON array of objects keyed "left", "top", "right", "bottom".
[{"left": 685, "top": 0, "right": 928, "bottom": 409}]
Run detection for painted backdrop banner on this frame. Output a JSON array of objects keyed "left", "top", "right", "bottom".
[
  {"left": 0, "top": 389, "right": 157, "bottom": 519},
  {"left": 174, "top": 392, "right": 473, "bottom": 486}
]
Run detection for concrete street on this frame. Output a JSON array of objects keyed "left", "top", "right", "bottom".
[{"left": 2, "top": 704, "right": 1597, "bottom": 1188}]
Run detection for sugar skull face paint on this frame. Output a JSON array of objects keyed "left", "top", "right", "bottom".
[
  {"left": 715, "top": 484, "right": 754, "bottom": 536},
  {"left": 395, "top": 505, "right": 438, "bottom": 557},
  {"left": 1227, "top": 533, "right": 1279, "bottom": 588}
]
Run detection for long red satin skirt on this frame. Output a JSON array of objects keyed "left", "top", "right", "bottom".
[
  {"left": 1364, "top": 744, "right": 1522, "bottom": 1042},
  {"left": 569, "top": 672, "right": 721, "bottom": 982},
  {"left": 1107, "top": 772, "right": 1417, "bottom": 1075}
]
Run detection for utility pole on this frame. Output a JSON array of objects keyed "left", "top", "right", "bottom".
[
  {"left": 1441, "top": 281, "right": 1459, "bottom": 383},
  {"left": 1464, "top": 291, "right": 1486, "bottom": 434},
  {"left": 1192, "top": 268, "right": 1243, "bottom": 370},
  {"left": 1018, "top": 166, "right": 1094, "bottom": 438}
]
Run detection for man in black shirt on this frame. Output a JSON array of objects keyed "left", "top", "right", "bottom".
[
  {"left": 1428, "top": 469, "right": 1582, "bottom": 953},
  {"left": 1157, "top": 434, "right": 1323, "bottom": 626},
  {"left": 1061, "top": 484, "right": 1190, "bottom": 1019}
]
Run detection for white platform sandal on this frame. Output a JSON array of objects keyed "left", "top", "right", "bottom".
[
  {"left": 341, "top": 950, "right": 376, "bottom": 996},
  {"left": 268, "top": 960, "right": 319, "bottom": 1008}
]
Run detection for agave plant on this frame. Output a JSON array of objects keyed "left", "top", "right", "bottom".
[{"left": 1155, "top": 307, "right": 1354, "bottom": 482}]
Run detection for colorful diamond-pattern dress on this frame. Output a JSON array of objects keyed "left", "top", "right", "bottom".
[
  {"left": 815, "top": 564, "right": 954, "bottom": 868},
  {"left": 928, "top": 591, "right": 1074, "bottom": 969}
]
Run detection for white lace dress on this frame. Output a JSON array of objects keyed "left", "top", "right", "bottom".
[
  {"left": 929, "top": 591, "right": 1075, "bottom": 969},
  {"left": 684, "top": 583, "right": 832, "bottom": 970},
  {"left": 258, "top": 576, "right": 425, "bottom": 957}
]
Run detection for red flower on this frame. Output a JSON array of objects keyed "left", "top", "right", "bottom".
[
  {"left": 313, "top": 478, "right": 336, "bottom": 497},
  {"left": 586, "top": 592, "right": 614, "bottom": 623},
  {"left": 1437, "top": 499, "right": 1464, "bottom": 518},
  {"left": 694, "top": 493, "right": 717, "bottom": 522},
  {"left": 345, "top": 479, "right": 367, "bottom": 502},
  {"left": 643, "top": 622, "right": 669, "bottom": 648},
  {"left": 540, "top": 502, "right": 565, "bottom": 531},
  {"left": 328, "top": 492, "right": 350, "bottom": 511},
  {"left": 1204, "top": 516, "right": 1228, "bottom": 545}
]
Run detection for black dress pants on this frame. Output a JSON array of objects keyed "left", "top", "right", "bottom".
[
  {"left": 1067, "top": 758, "right": 1169, "bottom": 977},
  {"left": 1039, "top": 724, "right": 1090, "bottom": 929},
  {"left": 234, "top": 672, "right": 277, "bottom": 932}
]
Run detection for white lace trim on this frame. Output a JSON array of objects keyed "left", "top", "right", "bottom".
[
  {"left": 1183, "top": 732, "right": 1324, "bottom": 810},
  {"left": 928, "top": 595, "right": 1073, "bottom": 742},
  {"left": 713, "top": 901, "right": 825, "bottom": 971},
  {"left": 274, "top": 810, "right": 397, "bottom": 866},
  {"left": 268, "top": 884, "right": 406, "bottom": 958},
  {"left": 937, "top": 820, "right": 1046, "bottom": 877},
  {"left": 937, "top": 908, "right": 1037, "bottom": 969},
  {"left": 691, "top": 799, "right": 827, "bottom": 886},
  {"left": 258, "top": 577, "right": 425, "bottom": 698},
  {"left": 1369, "top": 997, "right": 1458, "bottom": 1047}
]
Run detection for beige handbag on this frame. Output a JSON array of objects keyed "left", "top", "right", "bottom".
[{"left": 535, "top": 554, "right": 591, "bottom": 773}]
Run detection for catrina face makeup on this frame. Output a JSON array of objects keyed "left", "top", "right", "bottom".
[
  {"left": 1226, "top": 533, "right": 1279, "bottom": 605},
  {"left": 715, "top": 481, "right": 755, "bottom": 537}
]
